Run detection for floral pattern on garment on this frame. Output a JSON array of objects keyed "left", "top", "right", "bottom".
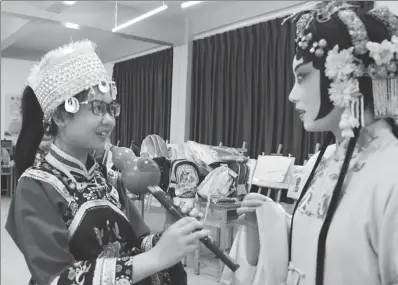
[
  {"left": 297, "top": 130, "right": 379, "bottom": 220},
  {"left": 33, "top": 158, "right": 123, "bottom": 228},
  {"left": 67, "top": 261, "right": 92, "bottom": 284}
]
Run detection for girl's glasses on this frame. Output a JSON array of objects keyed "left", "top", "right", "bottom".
[{"left": 81, "top": 100, "right": 121, "bottom": 117}]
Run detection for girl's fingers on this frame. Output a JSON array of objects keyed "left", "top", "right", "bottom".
[
  {"left": 189, "top": 209, "right": 204, "bottom": 220},
  {"left": 180, "top": 220, "right": 204, "bottom": 234},
  {"left": 185, "top": 229, "right": 210, "bottom": 244},
  {"left": 173, "top": 197, "right": 181, "bottom": 207},
  {"left": 173, "top": 216, "right": 197, "bottom": 228},
  {"left": 181, "top": 200, "right": 194, "bottom": 213}
]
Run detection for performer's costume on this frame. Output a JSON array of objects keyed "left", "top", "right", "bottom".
[{"left": 6, "top": 40, "right": 187, "bottom": 285}]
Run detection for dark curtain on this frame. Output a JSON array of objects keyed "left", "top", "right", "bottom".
[
  {"left": 356, "top": 1, "right": 374, "bottom": 11},
  {"left": 112, "top": 48, "right": 173, "bottom": 147},
  {"left": 189, "top": 1, "right": 374, "bottom": 164},
  {"left": 190, "top": 18, "right": 325, "bottom": 164}
]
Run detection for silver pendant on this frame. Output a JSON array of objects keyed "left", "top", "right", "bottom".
[
  {"left": 110, "top": 81, "right": 117, "bottom": 99},
  {"left": 64, "top": 97, "right": 80, "bottom": 113},
  {"left": 98, "top": 79, "right": 110, "bottom": 94}
]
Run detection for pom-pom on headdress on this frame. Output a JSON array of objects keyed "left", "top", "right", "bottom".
[
  {"left": 284, "top": 1, "right": 398, "bottom": 139},
  {"left": 27, "top": 40, "right": 116, "bottom": 126}
]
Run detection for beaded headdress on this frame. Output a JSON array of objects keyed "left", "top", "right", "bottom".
[
  {"left": 27, "top": 40, "right": 117, "bottom": 126},
  {"left": 284, "top": 1, "right": 398, "bottom": 138}
]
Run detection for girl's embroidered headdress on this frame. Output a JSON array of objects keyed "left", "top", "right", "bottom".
[{"left": 27, "top": 40, "right": 116, "bottom": 125}]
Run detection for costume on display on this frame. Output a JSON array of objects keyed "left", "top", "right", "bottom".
[
  {"left": 168, "top": 159, "right": 200, "bottom": 199},
  {"left": 6, "top": 41, "right": 187, "bottom": 285},
  {"left": 140, "top": 134, "right": 170, "bottom": 159},
  {"left": 222, "top": 3, "right": 398, "bottom": 285}
]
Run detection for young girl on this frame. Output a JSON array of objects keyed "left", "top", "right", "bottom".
[
  {"left": 233, "top": 2, "right": 398, "bottom": 285},
  {"left": 6, "top": 40, "right": 209, "bottom": 285}
]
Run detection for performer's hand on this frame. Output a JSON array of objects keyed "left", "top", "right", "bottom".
[{"left": 237, "top": 193, "right": 272, "bottom": 226}]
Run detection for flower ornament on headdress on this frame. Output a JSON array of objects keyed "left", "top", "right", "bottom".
[
  {"left": 285, "top": 2, "right": 398, "bottom": 139},
  {"left": 27, "top": 40, "right": 117, "bottom": 131},
  {"left": 325, "top": 46, "right": 357, "bottom": 81}
]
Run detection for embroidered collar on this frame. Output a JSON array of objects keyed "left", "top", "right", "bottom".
[
  {"left": 45, "top": 143, "right": 98, "bottom": 179},
  {"left": 333, "top": 119, "right": 392, "bottom": 161}
]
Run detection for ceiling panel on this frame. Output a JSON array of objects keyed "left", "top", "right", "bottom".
[
  {"left": 1, "top": 46, "right": 47, "bottom": 62},
  {"left": 1, "top": 15, "right": 29, "bottom": 41},
  {"left": 1, "top": 1, "right": 305, "bottom": 63},
  {"left": 2, "top": 20, "right": 158, "bottom": 63}
]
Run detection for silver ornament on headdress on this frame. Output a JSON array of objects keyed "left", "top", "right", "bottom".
[
  {"left": 26, "top": 40, "right": 115, "bottom": 124},
  {"left": 64, "top": 97, "right": 80, "bottom": 113},
  {"left": 282, "top": 1, "right": 358, "bottom": 39}
]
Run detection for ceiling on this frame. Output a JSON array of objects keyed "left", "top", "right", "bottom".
[{"left": 1, "top": 1, "right": 304, "bottom": 63}]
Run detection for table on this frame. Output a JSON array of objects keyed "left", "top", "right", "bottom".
[{"left": 193, "top": 201, "right": 240, "bottom": 279}]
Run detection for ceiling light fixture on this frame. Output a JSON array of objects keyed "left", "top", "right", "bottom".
[
  {"left": 112, "top": 4, "right": 168, "bottom": 33},
  {"left": 63, "top": 22, "right": 80, "bottom": 29},
  {"left": 63, "top": 1, "right": 77, "bottom": 5},
  {"left": 181, "top": 1, "right": 203, "bottom": 9}
]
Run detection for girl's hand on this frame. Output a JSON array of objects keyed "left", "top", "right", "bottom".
[{"left": 153, "top": 217, "right": 209, "bottom": 270}]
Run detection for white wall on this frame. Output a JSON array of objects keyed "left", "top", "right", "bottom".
[
  {"left": 170, "top": 44, "right": 192, "bottom": 143},
  {"left": 1, "top": 58, "right": 35, "bottom": 140},
  {"left": 0, "top": 58, "right": 114, "bottom": 140},
  {"left": 375, "top": 1, "right": 398, "bottom": 15}
]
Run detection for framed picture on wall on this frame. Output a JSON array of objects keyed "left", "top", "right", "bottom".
[{"left": 4, "top": 93, "right": 22, "bottom": 142}]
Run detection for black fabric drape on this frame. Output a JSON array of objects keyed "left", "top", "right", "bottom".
[
  {"left": 112, "top": 48, "right": 173, "bottom": 147},
  {"left": 190, "top": 18, "right": 328, "bottom": 164}
]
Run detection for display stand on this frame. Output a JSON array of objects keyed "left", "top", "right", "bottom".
[{"left": 251, "top": 155, "right": 296, "bottom": 202}]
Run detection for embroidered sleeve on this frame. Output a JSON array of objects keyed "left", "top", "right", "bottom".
[
  {"left": 140, "top": 233, "right": 163, "bottom": 253},
  {"left": 5, "top": 177, "right": 138, "bottom": 285},
  {"left": 140, "top": 233, "right": 187, "bottom": 285},
  {"left": 53, "top": 257, "right": 135, "bottom": 285}
]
